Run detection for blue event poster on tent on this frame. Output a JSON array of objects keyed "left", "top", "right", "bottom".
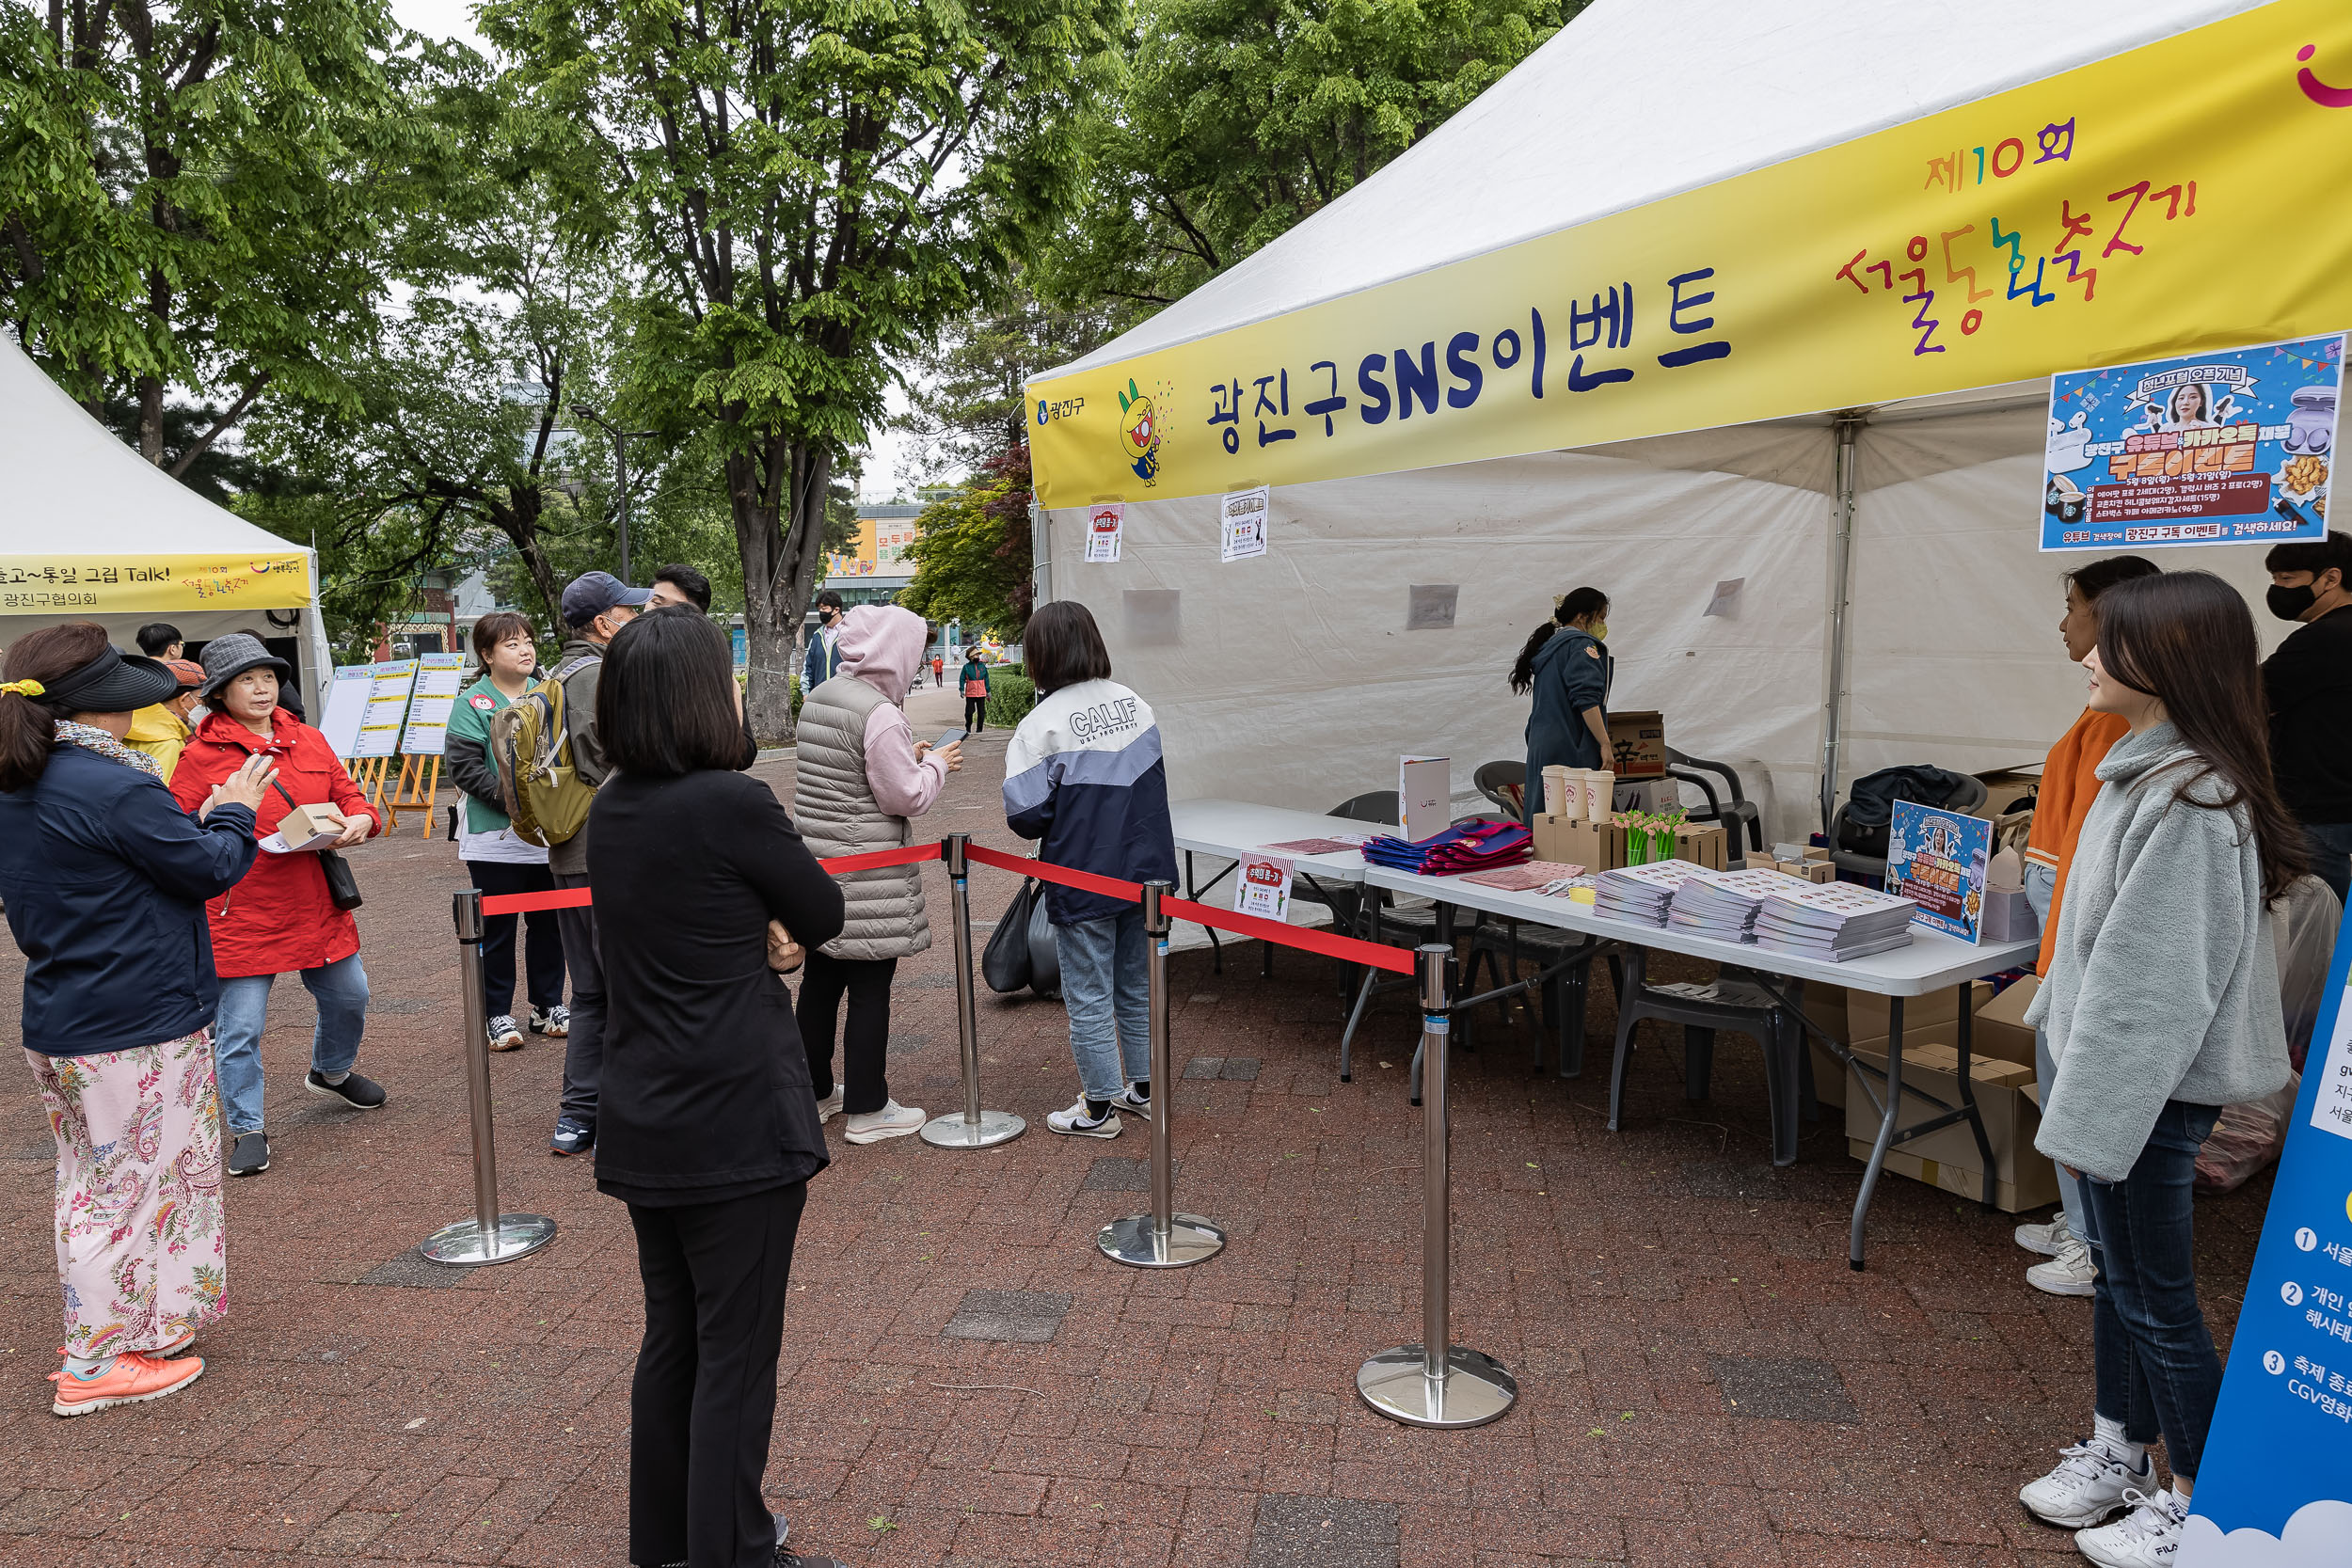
[
  {"left": 2041, "top": 334, "right": 2341, "bottom": 552},
  {"left": 2180, "top": 918, "right": 2352, "bottom": 1564},
  {"left": 1883, "top": 800, "right": 1991, "bottom": 942}
]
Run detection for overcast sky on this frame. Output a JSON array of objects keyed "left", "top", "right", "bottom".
[{"left": 387, "top": 0, "right": 914, "bottom": 499}]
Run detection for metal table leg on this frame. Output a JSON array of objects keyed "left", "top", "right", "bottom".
[{"left": 1850, "top": 995, "right": 1905, "bottom": 1271}]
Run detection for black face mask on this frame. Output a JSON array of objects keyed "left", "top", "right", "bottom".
[{"left": 2268, "top": 583, "right": 2320, "bottom": 622}]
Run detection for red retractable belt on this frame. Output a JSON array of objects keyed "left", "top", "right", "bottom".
[{"left": 478, "top": 841, "right": 941, "bottom": 915}]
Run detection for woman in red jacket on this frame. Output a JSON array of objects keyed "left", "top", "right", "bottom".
[{"left": 170, "top": 634, "right": 388, "bottom": 1178}]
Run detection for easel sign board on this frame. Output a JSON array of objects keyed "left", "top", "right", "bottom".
[
  {"left": 353, "top": 660, "right": 418, "bottom": 760},
  {"left": 320, "top": 665, "right": 374, "bottom": 759},
  {"left": 400, "top": 652, "right": 469, "bottom": 755},
  {"left": 2181, "top": 919, "right": 2352, "bottom": 1560},
  {"left": 1885, "top": 800, "right": 1992, "bottom": 943}
]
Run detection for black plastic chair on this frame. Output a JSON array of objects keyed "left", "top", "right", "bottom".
[
  {"left": 1667, "top": 749, "right": 1763, "bottom": 856},
  {"left": 1473, "top": 760, "right": 1526, "bottom": 819}
]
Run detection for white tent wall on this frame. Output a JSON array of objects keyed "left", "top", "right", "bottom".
[
  {"left": 1044, "top": 424, "right": 1836, "bottom": 834},
  {"left": 1044, "top": 406, "right": 2296, "bottom": 848},
  {"left": 0, "top": 601, "right": 330, "bottom": 716}
]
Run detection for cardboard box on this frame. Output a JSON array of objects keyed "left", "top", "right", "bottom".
[
  {"left": 1606, "top": 710, "right": 1667, "bottom": 779},
  {"left": 1534, "top": 814, "right": 1625, "bottom": 871},
  {"left": 1801, "top": 845, "right": 1831, "bottom": 863},
  {"left": 1673, "top": 822, "right": 1727, "bottom": 870},
  {"left": 1846, "top": 1028, "right": 2057, "bottom": 1212},
  {"left": 275, "top": 802, "right": 345, "bottom": 846},
  {"left": 1846, "top": 979, "right": 1991, "bottom": 1042},
  {"left": 1972, "top": 974, "right": 2039, "bottom": 1069},
  {"left": 1981, "top": 886, "right": 2040, "bottom": 942}
]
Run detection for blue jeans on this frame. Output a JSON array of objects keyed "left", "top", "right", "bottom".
[
  {"left": 1057, "top": 908, "right": 1151, "bottom": 1101},
  {"left": 2081, "top": 1099, "right": 2222, "bottom": 1481},
  {"left": 212, "top": 953, "right": 370, "bottom": 1134},
  {"left": 2300, "top": 822, "right": 2352, "bottom": 907}
]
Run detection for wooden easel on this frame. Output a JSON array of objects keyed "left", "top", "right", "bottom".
[
  {"left": 383, "top": 752, "right": 443, "bottom": 838},
  {"left": 351, "top": 755, "right": 394, "bottom": 818}
]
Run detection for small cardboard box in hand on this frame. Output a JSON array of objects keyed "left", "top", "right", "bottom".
[{"left": 276, "top": 801, "right": 345, "bottom": 847}]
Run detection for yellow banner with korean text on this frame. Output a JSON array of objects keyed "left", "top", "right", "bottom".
[
  {"left": 1028, "top": 0, "right": 2352, "bottom": 509},
  {"left": 0, "top": 552, "right": 313, "bottom": 616}
]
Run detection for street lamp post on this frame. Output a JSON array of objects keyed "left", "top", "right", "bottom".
[{"left": 572, "top": 404, "right": 657, "bottom": 582}]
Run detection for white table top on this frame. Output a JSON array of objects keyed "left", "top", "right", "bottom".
[
  {"left": 1358, "top": 863, "right": 2038, "bottom": 998},
  {"left": 1169, "top": 798, "right": 1397, "bottom": 885}
]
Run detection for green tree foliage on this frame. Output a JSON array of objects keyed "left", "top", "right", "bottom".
[
  {"left": 483, "top": 0, "right": 1123, "bottom": 741},
  {"left": 0, "top": 0, "right": 416, "bottom": 470},
  {"left": 898, "top": 444, "right": 1036, "bottom": 638},
  {"left": 1039, "top": 0, "right": 1575, "bottom": 312},
  {"left": 894, "top": 281, "right": 1117, "bottom": 486}
]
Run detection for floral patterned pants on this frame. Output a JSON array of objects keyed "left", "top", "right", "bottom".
[{"left": 25, "top": 1032, "right": 228, "bottom": 1358}]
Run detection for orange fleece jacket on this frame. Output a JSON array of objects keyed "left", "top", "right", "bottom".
[{"left": 2023, "top": 706, "right": 2133, "bottom": 974}]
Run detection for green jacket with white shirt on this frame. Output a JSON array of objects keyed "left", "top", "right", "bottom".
[{"left": 443, "top": 673, "right": 521, "bottom": 835}]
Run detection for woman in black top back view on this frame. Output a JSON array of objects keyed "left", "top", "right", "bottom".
[{"left": 586, "top": 608, "right": 847, "bottom": 1568}]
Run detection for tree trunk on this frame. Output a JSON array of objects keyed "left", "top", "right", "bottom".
[
  {"left": 729, "top": 436, "right": 832, "bottom": 745},
  {"left": 137, "top": 374, "right": 165, "bottom": 465},
  {"left": 501, "top": 487, "right": 568, "bottom": 643}
]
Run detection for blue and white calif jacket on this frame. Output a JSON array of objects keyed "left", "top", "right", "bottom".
[{"left": 1002, "top": 678, "right": 1179, "bottom": 926}]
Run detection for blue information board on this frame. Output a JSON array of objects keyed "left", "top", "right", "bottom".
[
  {"left": 2041, "top": 334, "right": 2341, "bottom": 553},
  {"left": 2181, "top": 918, "right": 2352, "bottom": 1562}
]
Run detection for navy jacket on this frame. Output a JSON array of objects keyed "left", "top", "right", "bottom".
[
  {"left": 1002, "top": 678, "right": 1178, "bottom": 926},
  {"left": 0, "top": 744, "right": 258, "bottom": 1057},
  {"left": 1523, "top": 628, "right": 1613, "bottom": 814},
  {"left": 803, "top": 626, "right": 844, "bottom": 693}
]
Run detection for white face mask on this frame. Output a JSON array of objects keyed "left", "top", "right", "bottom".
[{"left": 184, "top": 703, "right": 209, "bottom": 725}]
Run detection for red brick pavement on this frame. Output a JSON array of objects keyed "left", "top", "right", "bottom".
[{"left": 0, "top": 727, "right": 2276, "bottom": 1566}]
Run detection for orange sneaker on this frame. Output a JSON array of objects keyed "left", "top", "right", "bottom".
[{"left": 48, "top": 1352, "right": 204, "bottom": 1416}]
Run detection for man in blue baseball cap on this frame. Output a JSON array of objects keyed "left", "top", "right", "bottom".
[{"left": 545, "top": 570, "right": 650, "bottom": 1159}]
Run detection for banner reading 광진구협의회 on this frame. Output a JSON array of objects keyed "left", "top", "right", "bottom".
[{"left": 1026, "top": 0, "right": 2352, "bottom": 510}]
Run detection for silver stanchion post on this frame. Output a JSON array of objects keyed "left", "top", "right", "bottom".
[
  {"left": 921, "top": 834, "right": 1025, "bottom": 1148},
  {"left": 421, "top": 889, "right": 558, "bottom": 1265},
  {"left": 1098, "top": 879, "right": 1225, "bottom": 1268},
  {"left": 1357, "top": 943, "right": 1517, "bottom": 1427}
]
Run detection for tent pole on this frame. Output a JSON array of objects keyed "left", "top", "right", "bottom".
[
  {"left": 1029, "top": 500, "right": 1052, "bottom": 609},
  {"left": 1819, "top": 412, "right": 1867, "bottom": 835}
]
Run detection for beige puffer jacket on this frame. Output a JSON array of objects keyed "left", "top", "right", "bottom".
[{"left": 793, "top": 612, "right": 935, "bottom": 961}]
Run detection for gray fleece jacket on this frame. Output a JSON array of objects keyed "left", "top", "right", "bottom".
[{"left": 2024, "top": 721, "right": 2288, "bottom": 1182}]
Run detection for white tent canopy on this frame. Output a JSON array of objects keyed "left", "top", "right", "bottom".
[
  {"left": 0, "top": 332, "right": 330, "bottom": 710},
  {"left": 1031, "top": 0, "right": 2298, "bottom": 841}
]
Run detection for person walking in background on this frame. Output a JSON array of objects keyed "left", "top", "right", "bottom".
[
  {"left": 794, "top": 605, "right": 959, "bottom": 1145},
  {"left": 1004, "top": 602, "right": 1178, "bottom": 1138},
  {"left": 2259, "top": 529, "right": 2352, "bottom": 904},
  {"left": 135, "top": 623, "right": 183, "bottom": 659},
  {"left": 960, "top": 649, "right": 991, "bottom": 735},
  {"left": 545, "top": 570, "right": 650, "bottom": 1159},
  {"left": 1511, "top": 587, "right": 1612, "bottom": 824},
  {"left": 2017, "top": 572, "right": 2298, "bottom": 1566},
  {"left": 444, "top": 611, "right": 567, "bottom": 1053},
  {"left": 649, "top": 563, "right": 712, "bottom": 612},
  {"left": 584, "top": 609, "right": 847, "bottom": 1568},
  {"left": 169, "top": 633, "right": 386, "bottom": 1179},
  {"left": 2, "top": 626, "right": 272, "bottom": 1414},
  {"left": 122, "top": 657, "right": 209, "bottom": 780},
  {"left": 803, "top": 590, "right": 847, "bottom": 693},
  {"left": 2013, "top": 553, "right": 2159, "bottom": 1299},
  {"left": 930, "top": 652, "right": 944, "bottom": 690}
]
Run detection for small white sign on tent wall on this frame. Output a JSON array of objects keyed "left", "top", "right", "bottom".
[{"left": 1219, "top": 484, "right": 1269, "bottom": 562}]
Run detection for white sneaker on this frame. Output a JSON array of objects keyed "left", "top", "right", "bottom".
[
  {"left": 813, "top": 1087, "right": 844, "bottom": 1124},
  {"left": 1108, "top": 1084, "right": 1152, "bottom": 1117},
  {"left": 2075, "top": 1488, "right": 2185, "bottom": 1567},
  {"left": 486, "top": 1015, "right": 525, "bottom": 1053},
  {"left": 2026, "top": 1236, "right": 2099, "bottom": 1298},
  {"left": 1045, "top": 1096, "right": 1122, "bottom": 1138},
  {"left": 2020, "top": 1442, "right": 2153, "bottom": 1529},
  {"left": 2015, "top": 1212, "right": 2074, "bottom": 1257},
  {"left": 843, "top": 1100, "right": 925, "bottom": 1145}
]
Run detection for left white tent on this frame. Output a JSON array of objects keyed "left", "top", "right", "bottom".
[{"left": 0, "top": 331, "right": 332, "bottom": 712}]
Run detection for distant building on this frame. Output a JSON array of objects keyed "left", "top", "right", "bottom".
[{"left": 821, "top": 503, "right": 922, "bottom": 608}]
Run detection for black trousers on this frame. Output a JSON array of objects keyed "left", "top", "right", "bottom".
[
  {"left": 794, "top": 950, "right": 897, "bottom": 1115},
  {"left": 964, "top": 695, "right": 986, "bottom": 732},
  {"left": 554, "top": 872, "right": 603, "bottom": 1125},
  {"left": 466, "top": 860, "right": 566, "bottom": 1021},
  {"left": 628, "top": 1181, "right": 807, "bottom": 1568}
]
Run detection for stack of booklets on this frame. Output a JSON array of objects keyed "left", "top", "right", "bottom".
[
  {"left": 1593, "top": 860, "right": 1708, "bottom": 926},
  {"left": 1665, "top": 866, "right": 1798, "bottom": 942},
  {"left": 1359, "top": 817, "right": 1531, "bottom": 876},
  {"left": 1753, "top": 879, "right": 1918, "bottom": 960}
]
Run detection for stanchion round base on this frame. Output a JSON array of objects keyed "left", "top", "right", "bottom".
[
  {"left": 918, "top": 1109, "right": 1026, "bottom": 1148},
  {"left": 1096, "top": 1212, "right": 1225, "bottom": 1268},
  {"left": 418, "top": 1213, "right": 558, "bottom": 1267},
  {"left": 1356, "top": 1344, "right": 1518, "bottom": 1429}
]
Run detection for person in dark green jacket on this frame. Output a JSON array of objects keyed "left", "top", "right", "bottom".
[
  {"left": 1510, "top": 586, "right": 1613, "bottom": 823},
  {"left": 444, "top": 611, "right": 567, "bottom": 1053}
]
